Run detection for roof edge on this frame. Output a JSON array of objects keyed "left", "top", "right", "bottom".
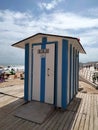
[
  {"left": 12, "top": 33, "right": 79, "bottom": 46},
  {"left": 12, "top": 32, "right": 86, "bottom": 54}
]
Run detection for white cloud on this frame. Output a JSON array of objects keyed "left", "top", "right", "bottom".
[
  {"left": 0, "top": 9, "right": 98, "bottom": 63},
  {"left": 42, "top": 12, "right": 98, "bottom": 30},
  {"left": 1, "top": 10, "right": 98, "bottom": 41},
  {"left": 39, "top": 0, "right": 62, "bottom": 10}
]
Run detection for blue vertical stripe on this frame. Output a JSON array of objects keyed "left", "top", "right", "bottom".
[
  {"left": 76, "top": 51, "right": 79, "bottom": 93},
  {"left": 40, "top": 37, "right": 47, "bottom": 102},
  {"left": 24, "top": 43, "right": 29, "bottom": 101},
  {"left": 76, "top": 51, "right": 78, "bottom": 93},
  {"left": 77, "top": 52, "right": 79, "bottom": 92},
  {"left": 40, "top": 58, "right": 45, "bottom": 102},
  {"left": 62, "top": 39, "right": 68, "bottom": 109},
  {"left": 70, "top": 44, "right": 72, "bottom": 100}
]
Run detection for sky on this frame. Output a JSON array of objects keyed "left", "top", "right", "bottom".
[{"left": 0, "top": 0, "right": 98, "bottom": 65}]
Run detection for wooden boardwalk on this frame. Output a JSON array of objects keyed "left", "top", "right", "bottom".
[{"left": 0, "top": 84, "right": 98, "bottom": 130}]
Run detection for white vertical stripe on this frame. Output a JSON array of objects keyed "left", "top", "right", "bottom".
[
  {"left": 74, "top": 49, "right": 76, "bottom": 95},
  {"left": 67, "top": 43, "right": 70, "bottom": 104},
  {"left": 57, "top": 40, "right": 62, "bottom": 107},
  {"left": 45, "top": 44, "right": 55, "bottom": 104},
  {"left": 32, "top": 45, "right": 41, "bottom": 101},
  {"left": 28, "top": 44, "right": 32, "bottom": 101}
]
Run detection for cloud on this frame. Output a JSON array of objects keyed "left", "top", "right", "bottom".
[
  {"left": 0, "top": 9, "right": 98, "bottom": 64},
  {"left": 38, "top": 0, "right": 62, "bottom": 10},
  {"left": 0, "top": 10, "right": 33, "bottom": 44},
  {"left": 1, "top": 10, "right": 98, "bottom": 39}
]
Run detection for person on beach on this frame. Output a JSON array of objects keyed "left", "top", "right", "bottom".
[
  {"left": 10, "top": 68, "right": 15, "bottom": 75},
  {"left": 92, "top": 73, "right": 96, "bottom": 83}
]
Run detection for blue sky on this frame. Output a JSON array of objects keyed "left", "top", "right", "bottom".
[{"left": 0, "top": 0, "right": 98, "bottom": 65}]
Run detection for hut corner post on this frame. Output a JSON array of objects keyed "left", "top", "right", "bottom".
[
  {"left": 24, "top": 43, "right": 29, "bottom": 101},
  {"left": 62, "top": 39, "right": 68, "bottom": 109}
]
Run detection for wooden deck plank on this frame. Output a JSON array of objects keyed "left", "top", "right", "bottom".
[
  {"left": 79, "top": 114, "right": 86, "bottom": 130},
  {"left": 73, "top": 113, "right": 82, "bottom": 130},
  {"left": 57, "top": 111, "right": 71, "bottom": 130},
  {"left": 83, "top": 94, "right": 88, "bottom": 115},
  {"left": 94, "top": 95, "right": 98, "bottom": 130},
  {"left": 86, "top": 94, "right": 90, "bottom": 116},
  {"left": 79, "top": 94, "right": 86, "bottom": 114},
  {"left": 1, "top": 99, "right": 25, "bottom": 114},
  {"left": 5, "top": 118, "right": 25, "bottom": 130},
  {"left": 20, "top": 122, "right": 37, "bottom": 130},
  {"left": 22, "top": 122, "right": 36, "bottom": 130},
  {"left": 0, "top": 84, "right": 98, "bottom": 130},
  {"left": 84, "top": 115, "right": 90, "bottom": 130},
  {"left": 63, "top": 111, "right": 75, "bottom": 130},
  {"left": 89, "top": 95, "right": 94, "bottom": 130},
  {"left": 97, "top": 95, "right": 98, "bottom": 117},
  {"left": 94, "top": 117, "right": 98, "bottom": 130},
  {"left": 37, "top": 111, "right": 57, "bottom": 130},
  {"left": 46, "top": 111, "right": 63, "bottom": 130},
  {"left": 68, "top": 113, "right": 79, "bottom": 130},
  {"left": 52, "top": 111, "right": 69, "bottom": 130},
  {"left": 0, "top": 115, "right": 18, "bottom": 129},
  {"left": 41, "top": 111, "right": 60, "bottom": 130}
]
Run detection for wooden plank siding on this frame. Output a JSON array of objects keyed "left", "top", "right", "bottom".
[{"left": 0, "top": 85, "right": 98, "bottom": 130}]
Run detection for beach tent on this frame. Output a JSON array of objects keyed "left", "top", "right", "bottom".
[{"left": 12, "top": 33, "right": 86, "bottom": 109}]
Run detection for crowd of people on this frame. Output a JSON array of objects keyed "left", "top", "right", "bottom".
[
  {"left": 0, "top": 67, "right": 15, "bottom": 82},
  {"left": 92, "top": 73, "right": 98, "bottom": 83},
  {"left": 0, "top": 66, "right": 24, "bottom": 83}
]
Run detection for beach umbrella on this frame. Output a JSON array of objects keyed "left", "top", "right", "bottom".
[{"left": 4, "top": 70, "right": 11, "bottom": 74}]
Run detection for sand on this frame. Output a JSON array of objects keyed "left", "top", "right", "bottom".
[
  {"left": 0, "top": 72, "right": 98, "bottom": 95},
  {"left": 0, "top": 72, "right": 24, "bottom": 88},
  {"left": 79, "top": 81, "right": 98, "bottom": 94}
]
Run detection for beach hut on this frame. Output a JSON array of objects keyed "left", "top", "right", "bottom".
[{"left": 12, "top": 33, "right": 86, "bottom": 109}]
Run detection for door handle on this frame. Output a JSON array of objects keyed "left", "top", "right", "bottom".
[{"left": 47, "top": 68, "right": 50, "bottom": 76}]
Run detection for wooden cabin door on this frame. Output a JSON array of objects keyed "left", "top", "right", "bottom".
[{"left": 32, "top": 44, "right": 55, "bottom": 104}]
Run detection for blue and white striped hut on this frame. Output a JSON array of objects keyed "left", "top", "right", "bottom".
[{"left": 12, "top": 33, "right": 86, "bottom": 109}]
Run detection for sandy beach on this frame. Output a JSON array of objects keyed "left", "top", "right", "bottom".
[
  {"left": 0, "top": 72, "right": 24, "bottom": 88},
  {"left": 79, "top": 81, "right": 98, "bottom": 94},
  {"left": 0, "top": 72, "right": 98, "bottom": 95}
]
